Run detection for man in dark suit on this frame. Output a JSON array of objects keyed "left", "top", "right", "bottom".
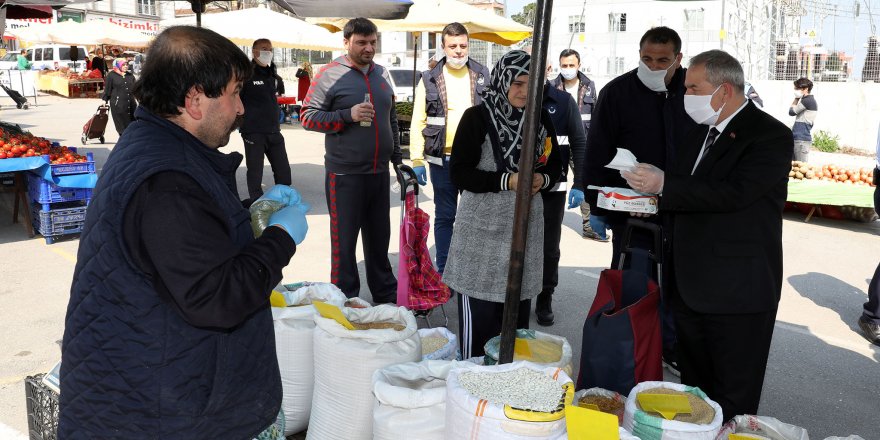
[{"left": 622, "top": 49, "right": 793, "bottom": 421}]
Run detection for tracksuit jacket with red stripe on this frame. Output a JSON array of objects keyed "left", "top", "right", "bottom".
[{"left": 301, "top": 55, "right": 402, "bottom": 174}]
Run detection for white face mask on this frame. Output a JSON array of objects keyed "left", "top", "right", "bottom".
[
  {"left": 636, "top": 59, "right": 675, "bottom": 92},
  {"left": 684, "top": 85, "right": 725, "bottom": 125},
  {"left": 446, "top": 56, "right": 468, "bottom": 70},
  {"left": 560, "top": 68, "right": 578, "bottom": 80},
  {"left": 793, "top": 90, "right": 804, "bottom": 98},
  {"left": 257, "top": 50, "right": 273, "bottom": 66}
]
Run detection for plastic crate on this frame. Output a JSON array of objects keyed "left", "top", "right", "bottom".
[
  {"left": 32, "top": 201, "right": 88, "bottom": 244},
  {"left": 27, "top": 173, "right": 92, "bottom": 210},
  {"left": 41, "top": 147, "right": 96, "bottom": 176},
  {"left": 25, "top": 374, "right": 58, "bottom": 440}
]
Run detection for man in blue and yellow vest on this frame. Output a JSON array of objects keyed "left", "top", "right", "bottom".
[{"left": 410, "top": 22, "right": 490, "bottom": 274}]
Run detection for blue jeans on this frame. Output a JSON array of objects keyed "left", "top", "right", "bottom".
[
  {"left": 590, "top": 214, "right": 609, "bottom": 240},
  {"left": 429, "top": 160, "right": 458, "bottom": 273}
]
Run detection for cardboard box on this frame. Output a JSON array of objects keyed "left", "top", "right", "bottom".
[{"left": 592, "top": 186, "right": 658, "bottom": 214}]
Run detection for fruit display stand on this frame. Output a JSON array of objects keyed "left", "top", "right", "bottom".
[
  {"left": 786, "top": 161, "right": 876, "bottom": 222},
  {"left": 36, "top": 71, "right": 103, "bottom": 98}
]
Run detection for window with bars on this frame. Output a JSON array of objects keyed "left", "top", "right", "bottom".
[
  {"left": 568, "top": 15, "right": 585, "bottom": 33},
  {"left": 608, "top": 13, "right": 626, "bottom": 32},
  {"left": 606, "top": 56, "right": 625, "bottom": 75},
  {"left": 138, "top": 0, "right": 157, "bottom": 16},
  {"left": 683, "top": 9, "right": 704, "bottom": 30}
]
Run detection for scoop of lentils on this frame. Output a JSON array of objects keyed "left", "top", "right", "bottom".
[{"left": 459, "top": 367, "right": 563, "bottom": 413}]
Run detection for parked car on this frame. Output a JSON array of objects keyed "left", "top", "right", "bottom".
[
  {"left": 386, "top": 67, "right": 417, "bottom": 102},
  {"left": 24, "top": 45, "right": 88, "bottom": 71},
  {"left": 0, "top": 53, "right": 20, "bottom": 70}
]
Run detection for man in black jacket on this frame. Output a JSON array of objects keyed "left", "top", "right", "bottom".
[
  {"left": 240, "top": 38, "right": 291, "bottom": 205},
  {"left": 583, "top": 26, "right": 697, "bottom": 374},
  {"left": 622, "top": 49, "right": 792, "bottom": 421}
]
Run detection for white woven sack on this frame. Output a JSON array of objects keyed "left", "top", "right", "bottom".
[
  {"left": 715, "top": 415, "right": 809, "bottom": 440},
  {"left": 272, "top": 283, "right": 346, "bottom": 435},
  {"left": 306, "top": 305, "right": 420, "bottom": 440},
  {"left": 445, "top": 361, "right": 572, "bottom": 440},
  {"left": 484, "top": 330, "right": 574, "bottom": 377},
  {"left": 623, "top": 381, "right": 723, "bottom": 440},
  {"left": 372, "top": 360, "right": 474, "bottom": 440},
  {"left": 418, "top": 327, "right": 459, "bottom": 361}
]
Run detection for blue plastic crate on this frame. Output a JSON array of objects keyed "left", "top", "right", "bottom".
[
  {"left": 41, "top": 147, "right": 96, "bottom": 176},
  {"left": 32, "top": 202, "right": 88, "bottom": 244},
  {"left": 27, "top": 173, "right": 92, "bottom": 210}
]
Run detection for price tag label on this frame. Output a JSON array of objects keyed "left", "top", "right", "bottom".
[
  {"left": 313, "top": 301, "right": 355, "bottom": 330},
  {"left": 637, "top": 393, "right": 692, "bottom": 420},
  {"left": 565, "top": 404, "right": 619, "bottom": 440}
]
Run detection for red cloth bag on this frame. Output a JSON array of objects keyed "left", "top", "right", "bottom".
[{"left": 396, "top": 192, "right": 450, "bottom": 310}]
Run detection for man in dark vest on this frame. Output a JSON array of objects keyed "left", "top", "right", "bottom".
[
  {"left": 59, "top": 26, "right": 309, "bottom": 439},
  {"left": 409, "top": 22, "right": 490, "bottom": 274}
]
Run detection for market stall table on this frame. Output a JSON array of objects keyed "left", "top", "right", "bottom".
[
  {"left": 36, "top": 73, "right": 103, "bottom": 98},
  {"left": 786, "top": 179, "right": 875, "bottom": 221}
]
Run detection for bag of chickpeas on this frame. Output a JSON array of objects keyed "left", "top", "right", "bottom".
[{"left": 623, "top": 381, "right": 723, "bottom": 440}]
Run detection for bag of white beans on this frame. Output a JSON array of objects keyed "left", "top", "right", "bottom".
[
  {"left": 372, "top": 360, "right": 475, "bottom": 440},
  {"left": 445, "top": 361, "right": 573, "bottom": 440},
  {"left": 418, "top": 327, "right": 459, "bottom": 361},
  {"left": 271, "top": 282, "right": 347, "bottom": 435},
  {"left": 307, "top": 305, "right": 421, "bottom": 440}
]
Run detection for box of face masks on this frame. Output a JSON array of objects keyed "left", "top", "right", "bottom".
[{"left": 590, "top": 186, "right": 658, "bottom": 214}]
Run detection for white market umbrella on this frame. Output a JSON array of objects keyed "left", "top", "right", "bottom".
[
  {"left": 10, "top": 19, "right": 153, "bottom": 46},
  {"left": 160, "top": 7, "right": 344, "bottom": 51}
]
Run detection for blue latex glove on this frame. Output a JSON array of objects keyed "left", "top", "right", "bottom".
[
  {"left": 568, "top": 188, "right": 585, "bottom": 209},
  {"left": 257, "top": 184, "right": 302, "bottom": 207},
  {"left": 413, "top": 166, "right": 428, "bottom": 186},
  {"left": 268, "top": 203, "right": 310, "bottom": 245}
]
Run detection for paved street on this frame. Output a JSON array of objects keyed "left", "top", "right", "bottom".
[{"left": 0, "top": 95, "right": 877, "bottom": 438}]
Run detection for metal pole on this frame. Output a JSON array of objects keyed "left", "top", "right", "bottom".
[
  {"left": 412, "top": 34, "right": 419, "bottom": 100},
  {"left": 498, "top": 0, "right": 554, "bottom": 365},
  {"left": 720, "top": 0, "right": 726, "bottom": 50}
]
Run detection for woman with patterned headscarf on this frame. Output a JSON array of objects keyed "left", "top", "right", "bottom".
[
  {"left": 102, "top": 57, "right": 137, "bottom": 136},
  {"left": 442, "top": 50, "right": 562, "bottom": 359}
]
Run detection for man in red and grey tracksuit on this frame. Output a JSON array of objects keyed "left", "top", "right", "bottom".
[{"left": 301, "top": 18, "right": 401, "bottom": 303}]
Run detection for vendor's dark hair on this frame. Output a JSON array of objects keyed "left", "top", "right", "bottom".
[
  {"left": 639, "top": 26, "right": 682, "bottom": 55},
  {"left": 343, "top": 17, "right": 378, "bottom": 39},
  {"left": 442, "top": 22, "right": 469, "bottom": 45},
  {"left": 559, "top": 49, "right": 580, "bottom": 64},
  {"left": 133, "top": 26, "right": 252, "bottom": 117}
]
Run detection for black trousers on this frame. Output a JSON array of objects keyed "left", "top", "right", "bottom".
[
  {"left": 540, "top": 191, "right": 566, "bottom": 296},
  {"left": 673, "top": 293, "right": 777, "bottom": 422},
  {"left": 242, "top": 132, "right": 291, "bottom": 200},
  {"left": 456, "top": 292, "right": 531, "bottom": 359},
  {"left": 325, "top": 171, "right": 397, "bottom": 302},
  {"left": 865, "top": 183, "right": 880, "bottom": 323}
]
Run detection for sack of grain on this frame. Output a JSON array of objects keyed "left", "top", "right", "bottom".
[
  {"left": 623, "top": 381, "right": 723, "bottom": 440},
  {"left": 307, "top": 305, "right": 421, "bottom": 440},
  {"left": 715, "top": 415, "right": 809, "bottom": 440},
  {"left": 573, "top": 387, "right": 626, "bottom": 426},
  {"left": 445, "top": 361, "right": 573, "bottom": 440},
  {"left": 372, "top": 360, "right": 475, "bottom": 440},
  {"left": 418, "top": 327, "right": 459, "bottom": 361},
  {"left": 272, "top": 283, "right": 346, "bottom": 435},
  {"left": 483, "top": 329, "right": 574, "bottom": 377}
]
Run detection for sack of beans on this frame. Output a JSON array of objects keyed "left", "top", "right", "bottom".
[
  {"left": 307, "top": 305, "right": 421, "bottom": 440},
  {"left": 418, "top": 327, "right": 459, "bottom": 361},
  {"left": 372, "top": 360, "right": 475, "bottom": 440},
  {"left": 445, "top": 361, "right": 573, "bottom": 440},
  {"left": 574, "top": 387, "right": 626, "bottom": 426},
  {"left": 623, "top": 381, "right": 723, "bottom": 440},
  {"left": 272, "top": 283, "right": 346, "bottom": 435},
  {"left": 715, "top": 415, "right": 809, "bottom": 440},
  {"left": 483, "top": 329, "right": 574, "bottom": 377}
]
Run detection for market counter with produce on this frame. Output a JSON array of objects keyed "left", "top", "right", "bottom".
[
  {"left": 786, "top": 161, "right": 877, "bottom": 222},
  {"left": 36, "top": 68, "right": 104, "bottom": 98}
]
